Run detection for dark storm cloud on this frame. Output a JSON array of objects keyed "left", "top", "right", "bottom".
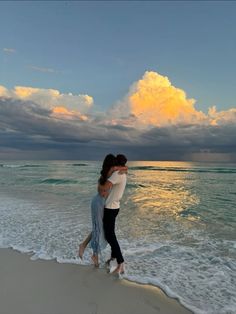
[
  {"left": 140, "top": 124, "right": 236, "bottom": 149},
  {"left": 0, "top": 97, "right": 105, "bottom": 144},
  {"left": 130, "top": 124, "right": 236, "bottom": 161},
  {"left": 0, "top": 97, "right": 236, "bottom": 161},
  {"left": 0, "top": 97, "right": 138, "bottom": 160}
]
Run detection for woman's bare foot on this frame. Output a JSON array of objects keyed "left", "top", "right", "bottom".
[
  {"left": 91, "top": 254, "right": 99, "bottom": 267},
  {"left": 78, "top": 243, "right": 85, "bottom": 259}
]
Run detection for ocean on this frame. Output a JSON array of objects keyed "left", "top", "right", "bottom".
[{"left": 0, "top": 160, "right": 235, "bottom": 314}]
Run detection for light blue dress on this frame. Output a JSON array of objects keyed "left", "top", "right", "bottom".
[{"left": 90, "top": 194, "right": 107, "bottom": 254}]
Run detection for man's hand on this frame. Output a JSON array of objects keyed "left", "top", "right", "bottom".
[
  {"left": 113, "top": 166, "right": 128, "bottom": 175},
  {"left": 118, "top": 168, "right": 128, "bottom": 175}
]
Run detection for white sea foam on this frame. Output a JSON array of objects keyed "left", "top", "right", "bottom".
[{"left": 121, "top": 243, "right": 236, "bottom": 314}]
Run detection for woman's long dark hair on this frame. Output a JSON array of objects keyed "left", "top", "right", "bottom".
[{"left": 99, "top": 154, "right": 116, "bottom": 185}]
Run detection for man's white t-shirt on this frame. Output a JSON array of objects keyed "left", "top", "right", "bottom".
[{"left": 105, "top": 171, "right": 127, "bottom": 209}]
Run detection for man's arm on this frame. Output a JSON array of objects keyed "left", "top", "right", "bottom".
[{"left": 107, "top": 166, "right": 128, "bottom": 178}]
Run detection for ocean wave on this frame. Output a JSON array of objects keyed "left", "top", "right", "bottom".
[
  {"left": 70, "top": 163, "right": 88, "bottom": 167},
  {"left": 0, "top": 164, "right": 23, "bottom": 168},
  {"left": 22, "top": 164, "right": 46, "bottom": 168},
  {"left": 126, "top": 183, "right": 146, "bottom": 188},
  {"left": 40, "top": 178, "right": 78, "bottom": 185},
  {"left": 130, "top": 166, "right": 236, "bottom": 174},
  {"left": 0, "top": 164, "right": 45, "bottom": 168}
]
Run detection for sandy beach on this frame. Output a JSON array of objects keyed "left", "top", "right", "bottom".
[{"left": 0, "top": 248, "right": 192, "bottom": 314}]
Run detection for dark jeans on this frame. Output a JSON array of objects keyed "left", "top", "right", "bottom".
[{"left": 103, "top": 208, "right": 124, "bottom": 264}]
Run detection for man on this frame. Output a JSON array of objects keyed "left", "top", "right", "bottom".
[{"left": 100, "top": 154, "right": 127, "bottom": 274}]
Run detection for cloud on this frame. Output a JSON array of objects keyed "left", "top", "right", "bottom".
[
  {"left": 129, "top": 71, "right": 207, "bottom": 126},
  {"left": 3, "top": 48, "right": 16, "bottom": 53},
  {"left": 109, "top": 71, "right": 208, "bottom": 128},
  {"left": 0, "top": 70, "right": 236, "bottom": 161},
  {"left": 0, "top": 86, "right": 8, "bottom": 97},
  {"left": 0, "top": 85, "right": 94, "bottom": 119},
  {"left": 29, "top": 65, "right": 57, "bottom": 73},
  {"left": 109, "top": 71, "right": 236, "bottom": 130},
  {"left": 208, "top": 106, "right": 236, "bottom": 126},
  {"left": 52, "top": 106, "right": 89, "bottom": 121},
  {"left": 0, "top": 97, "right": 137, "bottom": 147}
]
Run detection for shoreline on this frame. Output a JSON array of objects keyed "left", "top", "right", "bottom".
[{"left": 0, "top": 247, "right": 192, "bottom": 314}]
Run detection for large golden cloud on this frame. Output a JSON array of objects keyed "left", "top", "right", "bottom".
[
  {"left": 109, "top": 71, "right": 236, "bottom": 128},
  {"left": 129, "top": 71, "right": 207, "bottom": 126}
]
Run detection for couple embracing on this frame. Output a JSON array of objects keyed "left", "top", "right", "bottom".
[{"left": 78, "top": 154, "right": 127, "bottom": 275}]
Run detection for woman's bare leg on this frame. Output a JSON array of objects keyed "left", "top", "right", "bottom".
[
  {"left": 91, "top": 254, "right": 99, "bottom": 267},
  {"left": 78, "top": 232, "right": 92, "bottom": 259}
]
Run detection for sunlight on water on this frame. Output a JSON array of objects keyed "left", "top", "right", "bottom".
[{"left": 123, "top": 161, "right": 201, "bottom": 241}]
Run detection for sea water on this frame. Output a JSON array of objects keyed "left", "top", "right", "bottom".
[{"left": 0, "top": 160, "right": 235, "bottom": 314}]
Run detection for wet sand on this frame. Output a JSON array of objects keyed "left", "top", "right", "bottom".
[{"left": 0, "top": 248, "right": 192, "bottom": 314}]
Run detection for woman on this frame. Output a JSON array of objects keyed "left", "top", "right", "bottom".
[{"left": 78, "top": 154, "right": 127, "bottom": 267}]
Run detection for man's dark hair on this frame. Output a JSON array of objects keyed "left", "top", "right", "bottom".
[{"left": 116, "top": 154, "right": 127, "bottom": 166}]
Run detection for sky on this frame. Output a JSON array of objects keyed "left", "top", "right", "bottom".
[{"left": 0, "top": 1, "right": 236, "bottom": 161}]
